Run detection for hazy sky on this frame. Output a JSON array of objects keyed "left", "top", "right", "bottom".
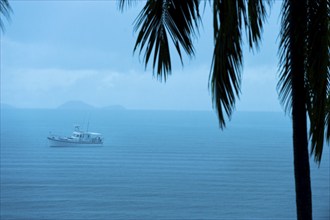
[{"left": 1, "top": 1, "right": 283, "bottom": 111}]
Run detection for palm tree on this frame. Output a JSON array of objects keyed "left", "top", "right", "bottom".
[
  {"left": 119, "top": 0, "right": 329, "bottom": 219},
  {"left": 0, "top": 0, "right": 12, "bottom": 32},
  {"left": 278, "top": 0, "right": 329, "bottom": 219}
]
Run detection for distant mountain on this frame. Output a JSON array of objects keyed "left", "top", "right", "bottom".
[
  {"left": 57, "top": 101, "right": 95, "bottom": 110},
  {"left": 0, "top": 103, "right": 16, "bottom": 109}
]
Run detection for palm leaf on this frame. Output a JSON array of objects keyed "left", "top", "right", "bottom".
[
  {"left": 132, "top": 0, "right": 200, "bottom": 81},
  {"left": 245, "top": 0, "right": 272, "bottom": 50},
  {"left": 277, "top": 0, "right": 295, "bottom": 112},
  {"left": 210, "top": 0, "right": 243, "bottom": 128},
  {"left": 305, "top": 0, "right": 330, "bottom": 164},
  {"left": 278, "top": 0, "right": 329, "bottom": 164},
  {"left": 118, "top": 0, "right": 139, "bottom": 10},
  {"left": 326, "top": 92, "right": 330, "bottom": 142},
  {"left": 210, "top": 0, "right": 271, "bottom": 128},
  {"left": 278, "top": 0, "right": 309, "bottom": 112},
  {"left": 0, "top": 0, "right": 12, "bottom": 32}
]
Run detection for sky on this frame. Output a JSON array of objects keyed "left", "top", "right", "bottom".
[{"left": 1, "top": 0, "right": 283, "bottom": 111}]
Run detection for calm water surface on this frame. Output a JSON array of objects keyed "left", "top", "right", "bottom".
[{"left": 1, "top": 110, "right": 329, "bottom": 219}]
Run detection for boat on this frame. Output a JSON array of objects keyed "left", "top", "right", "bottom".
[{"left": 47, "top": 125, "right": 103, "bottom": 147}]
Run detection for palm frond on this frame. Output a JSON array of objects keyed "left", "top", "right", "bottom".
[
  {"left": 245, "top": 0, "right": 273, "bottom": 50},
  {"left": 118, "top": 0, "right": 140, "bottom": 11},
  {"left": 277, "top": 0, "right": 295, "bottom": 113},
  {"left": 326, "top": 92, "right": 330, "bottom": 142},
  {"left": 277, "top": 1, "right": 290, "bottom": 112},
  {"left": 306, "top": 0, "right": 330, "bottom": 163},
  {"left": 210, "top": 0, "right": 270, "bottom": 128},
  {"left": 325, "top": 1, "right": 330, "bottom": 144},
  {"left": 0, "top": 0, "right": 12, "bottom": 32},
  {"left": 210, "top": 0, "right": 244, "bottom": 128},
  {"left": 278, "top": 0, "right": 329, "bottom": 164},
  {"left": 133, "top": 0, "right": 200, "bottom": 81}
]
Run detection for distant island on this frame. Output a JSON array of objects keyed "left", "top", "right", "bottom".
[{"left": 57, "top": 101, "right": 95, "bottom": 110}]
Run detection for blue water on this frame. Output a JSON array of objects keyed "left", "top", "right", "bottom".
[{"left": 1, "top": 110, "right": 329, "bottom": 220}]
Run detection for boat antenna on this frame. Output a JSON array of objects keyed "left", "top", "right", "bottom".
[{"left": 87, "top": 113, "right": 90, "bottom": 132}]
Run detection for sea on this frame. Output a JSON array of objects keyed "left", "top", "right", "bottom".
[{"left": 1, "top": 109, "right": 329, "bottom": 220}]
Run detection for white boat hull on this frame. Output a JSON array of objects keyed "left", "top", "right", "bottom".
[{"left": 47, "top": 137, "right": 103, "bottom": 147}]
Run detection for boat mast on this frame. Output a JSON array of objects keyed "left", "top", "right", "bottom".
[{"left": 86, "top": 113, "right": 90, "bottom": 132}]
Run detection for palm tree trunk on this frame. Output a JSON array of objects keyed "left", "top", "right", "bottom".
[
  {"left": 290, "top": 0, "right": 312, "bottom": 219},
  {"left": 291, "top": 61, "right": 312, "bottom": 220}
]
